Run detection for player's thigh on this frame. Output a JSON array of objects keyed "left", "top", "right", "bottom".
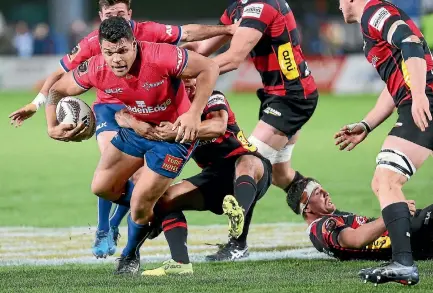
[
  {"left": 130, "top": 165, "right": 174, "bottom": 219},
  {"left": 92, "top": 142, "right": 143, "bottom": 198},
  {"left": 94, "top": 103, "right": 125, "bottom": 153},
  {"left": 156, "top": 180, "right": 206, "bottom": 214},
  {"left": 96, "top": 131, "right": 118, "bottom": 154}
]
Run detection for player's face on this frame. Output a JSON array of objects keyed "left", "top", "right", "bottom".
[
  {"left": 339, "top": 0, "right": 358, "bottom": 24},
  {"left": 99, "top": 3, "right": 132, "bottom": 21},
  {"left": 305, "top": 185, "right": 336, "bottom": 216},
  {"left": 101, "top": 39, "right": 137, "bottom": 77}
]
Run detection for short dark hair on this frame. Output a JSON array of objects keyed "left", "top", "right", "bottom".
[
  {"left": 286, "top": 177, "right": 320, "bottom": 215},
  {"left": 99, "top": 16, "right": 134, "bottom": 44},
  {"left": 98, "top": 0, "right": 131, "bottom": 10}
]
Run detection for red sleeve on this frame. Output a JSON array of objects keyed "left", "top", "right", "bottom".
[
  {"left": 240, "top": 2, "right": 278, "bottom": 33},
  {"left": 318, "top": 217, "right": 348, "bottom": 248},
  {"left": 135, "top": 21, "right": 182, "bottom": 45},
  {"left": 219, "top": 9, "right": 232, "bottom": 25},
  {"left": 364, "top": 4, "right": 405, "bottom": 42},
  {"left": 60, "top": 31, "right": 100, "bottom": 72},
  {"left": 154, "top": 43, "right": 188, "bottom": 77},
  {"left": 72, "top": 60, "right": 94, "bottom": 90},
  {"left": 203, "top": 91, "right": 229, "bottom": 115}
]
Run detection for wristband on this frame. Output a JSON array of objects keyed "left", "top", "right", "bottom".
[
  {"left": 360, "top": 120, "right": 372, "bottom": 133},
  {"left": 31, "top": 93, "right": 47, "bottom": 110}
]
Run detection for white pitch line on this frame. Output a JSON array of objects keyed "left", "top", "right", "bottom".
[{"left": 0, "top": 223, "right": 330, "bottom": 266}]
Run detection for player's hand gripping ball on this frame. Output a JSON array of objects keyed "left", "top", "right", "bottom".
[{"left": 56, "top": 97, "right": 96, "bottom": 141}]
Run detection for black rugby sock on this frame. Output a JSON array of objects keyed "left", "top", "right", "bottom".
[
  {"left": 234, "top": 175, "right": 257, "bottom": 216},
  {"left": 162, "top": 212, "right": 190, "bottom": 264},
  {"left": 382, "top": 202, "right": 414, "bottom": 266},
  {"left": 234, "top": 201, "right": 256, "bottom": 247}
]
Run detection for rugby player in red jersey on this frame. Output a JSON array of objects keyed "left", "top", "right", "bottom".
[
  {"left": 183, "top": 0, "right": 319, "bottom": 259},
  {"left": 335, "top": 0, "right": 433, "bottom": 286},
  {"left": 45, "top": 17, "right": 219, "bottom": 274},
  {"left": 9, "top": 0, "right": 237, "bottom": 258},
  {"left": 114, "top": 89, "right": 272, "bottom": 275},
  {"left": 286, "top": 177, "right": 433, "bottom": 263}
]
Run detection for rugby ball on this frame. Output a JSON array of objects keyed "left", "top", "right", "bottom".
[{"left": 56, "top": 97, "right": 96, "bottom": 140}]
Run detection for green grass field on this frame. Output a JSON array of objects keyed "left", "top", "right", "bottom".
[{"left": 1, "top": 91, "right": 432, "bottom": 292}]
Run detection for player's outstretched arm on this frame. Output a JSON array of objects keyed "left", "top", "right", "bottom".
[
  {"left": 45, "top": 71, "right": 88, "bottom": 142},
  {"left": 181, "top": 36, "right": 231, "bottom": 57},
  {"left": 180, "top": 23, "right": 237, "bottom": 42},
  {"left": 212, "top": 27, "right": 262, "bottom": 74},
  {"left": 174, "top": 51, "right": 220, "bottom": 143},
  {"left": 334, "top": 87, "right": 395, "bottom": 151},
  {"left": 338, "top": 218, "right": 386, "bottom": 249},
  {"left": 9, "top": 67, "right": 65, "bottom": 127}
]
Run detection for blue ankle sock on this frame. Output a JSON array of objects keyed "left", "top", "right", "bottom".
[
  {"left": 97, "top": 198, "right": 112, "bottom": 233},
  {"left": 121, "top": 214, "right": 151, "bottom": 258},
  {"left": 114, "top": 180, "right": 134, "bottom": 208},
  {"left": 109, "top": 204, "right": 130, "bottom": 227}
]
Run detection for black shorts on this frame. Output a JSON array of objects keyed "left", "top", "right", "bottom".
[
  {"left": 185, "top": 153, "right": 272, "bottom": 215},
  {"left": 388, "top": 99, "right": 433, "bottom": 151},
  {"left": 257, "top": 88, "right": 318, "bottom": 138},
  {"left": 411, "top": 204, "right": 433, "bottom": 260}
]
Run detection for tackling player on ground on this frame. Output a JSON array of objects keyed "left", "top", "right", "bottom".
[
  {"left": 46, "top": 16, "right": 220, "bottom": 274},
  {"left": 183, "top": 0, "right": 319, "bottom": 258},
  {"left": 336, "top": 0, "right": 433, "bottom": 286},
  {"left": 286, "top": 177, "right": 433, "bottom": 262},
  {"left": 8, "top": 0, "right": 237, "bottom": 258},
  {"left": 115, "top": 89, "right": 272, "bottom": 275}
]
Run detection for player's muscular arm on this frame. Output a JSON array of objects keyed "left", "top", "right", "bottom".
[
  {"left": 338, "top": 218, "right": 386, "bottom": 249},
  {"left": 212, "top": 27, "right": 262, "bottom": 74},
  {"left": 45, "top": 71, "right": 87, "bottom": 141},
  {"left": 174, "top": 51, "right": 219, "bottom": 143},
  {"left": 180, "top": 24, "right": 236, "bottom": 42},
  {"left": 181, "top": 36, "right": 231, "bottom": 57},
  {"left": 387, "top": 21, "right": 432, "bottom": 130},
  {"left": 363, "top": 87, "right": 396, "bottom": 129}
]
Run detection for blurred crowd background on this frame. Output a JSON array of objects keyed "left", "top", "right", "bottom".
[{"left": 0, "top": 0, "right": 432, "bottom": 58}]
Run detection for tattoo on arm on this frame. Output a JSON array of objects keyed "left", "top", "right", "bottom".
[{"left": 46, "top": 89, "right": 64, "bottom": 106}]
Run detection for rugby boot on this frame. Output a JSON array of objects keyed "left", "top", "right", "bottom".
[
  {"left": 142, "top": 259, "right": 193, "bottom": 276},
  {"left": 222, "top": 195, "right": 245, "bottom": 239},
  {"left": 92, "top": 230, "right": 110, "bottom": 259},
  {"left": 114, "top": 255, "right": 141, "bottom": 275},
  {"left": 359, "top": 261, "right": 419, "bottom": 286},
  {"left": 205, "top": 239, "right": 249, "bottom": 261},
  {"left": 107, "top": 226, "right": 120, "bottom": 256}
]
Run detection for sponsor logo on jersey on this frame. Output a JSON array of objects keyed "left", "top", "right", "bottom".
[
  {"left": 176, "top": 47, "right": 185, "bottom": 73},
  {"left": 162, "top": 154, "right": 184, "bottom": 173},
  {"left": 207, "top": 94, "right": 226, "bottom": 107},
  {"left": 355, "top": 216, "right": 367, "bottom": 225},
  {"left": 143, "top": 80, "right": 165, "bottom": 91},
  {"left": 197, "top": 138, "right": 217, "bottom": 146},
  {"left": 242, "top": 3, "right": 264, "bottom": 18},
  {"left": 104, "top": 88, "right": 123, "bottom": 94},
  {"left": 369, "top": 7, "right": 391, "bottom": 32},
  {"left": 126, "top": 99, "right": 172, "bottom": 114},
  {"left": 278, "top": 42, "right": 300, "bottom": 80},
  {"left": 371, "top": 55, "right": 380, "bottom": 68},
  {"left": 67, "top": 45, "right": 81, "bottom": 61},
  {"left": 165, "top": 25, "right": 173, "bottom": 36},
  {"left": 76, "top": 60, "right": 89, "bottom": 77}
]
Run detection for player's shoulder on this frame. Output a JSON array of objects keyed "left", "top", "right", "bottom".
[
  {"left": 76, "top": 55, "right": 106, "bottom": 77},
  {"left": 82, "top": 29, "right": 100, "bottom": 44},
  {"left": 242, "top": 0, "right": 285, "bottom": 11},
  {"left": 133, "top": 20, "right": 163, "bottom": 32},
  {"left": 361, "top": 0, "right": 399, "bottom": 30}
]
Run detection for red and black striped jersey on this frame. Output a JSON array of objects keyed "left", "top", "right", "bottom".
[
  {"left": 192, "top": 91, "right": 259, "bottom": 168},
  {"left": 361, "top": 0, "right": 433, "bottom": 105},
  {"left": 308, "top": 211, "right": 392, "bottom": 261},
  {"left": 220, "top": 0, "right": 318, "bottom": 99}
]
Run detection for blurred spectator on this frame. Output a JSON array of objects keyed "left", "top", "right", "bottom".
[
  {"left": 13, "top": 21, "right": 33, "bottom": 57},
  {"left": 69, "top": 19, "right": 89, "bottom": 47},
  {"left": 0, "top": 11, "right": 16, "bottom": 55},
  {"left": 33, "top": 23, "right": 54, "bottom": 55}
]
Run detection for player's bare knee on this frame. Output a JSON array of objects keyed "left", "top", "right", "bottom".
[{"left": 235, "top": 155, "right": 263, "bottom": 182}]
